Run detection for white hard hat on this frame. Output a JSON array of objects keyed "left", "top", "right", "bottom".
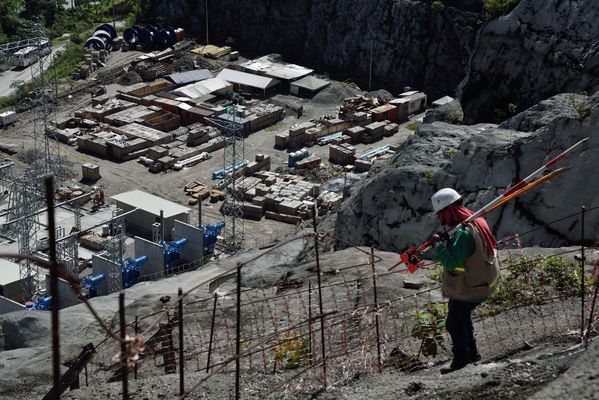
[{"left": 431, "top": 188, "right": 461, "bottom": 213}]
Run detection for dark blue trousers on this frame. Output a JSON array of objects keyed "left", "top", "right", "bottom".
[{"left": 446, "top": 299, "right": 479, "bottom": 362}]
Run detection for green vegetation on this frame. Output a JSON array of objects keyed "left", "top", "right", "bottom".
[
  {"left": 411, "top": 303, "right": 447, "bottom": 357},
  {"left": 483, "top": 0, "right": 520, "bottom": 20},
  {"left": 493, "top": 101, "right": 519, "bottom": 123},
  {"left": 406, "top": 121, "right": 417, "bottom": 131},
  {"left": 431, "top": 1, "right": 445, "bottom": 13},
  {"left": 566, "top": 94, "right": 591, "bottom": 120},
  {"left": 271, "top": 331, "right": 311, "bottom": 370},
  {"left": 428, "top": 263, "right": 444, "bottom": 283},
  {"left": 421, "top": 169, "right": 434, "bottom": 186},
  {"left": 126, "top": 0, "right": 160, "bottom": 26},
  {"left": 480, "top": 255, "right": 593, "bottom": 317}
]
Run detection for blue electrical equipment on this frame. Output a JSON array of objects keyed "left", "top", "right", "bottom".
[
  {"left": 164, "top": 238, "right": 188, "bottom": 272},
  {"left": 122, "top": 256, "right": 148, "bottom": 289},
  {"left": 26, "top": 295, "right": 52, "bottom": 311},
  {"left": 202, "top": 221, "right": 224, "bottom": 254},
  {"left": 83, "top": 274, "right": 105, "bottom": 298}
]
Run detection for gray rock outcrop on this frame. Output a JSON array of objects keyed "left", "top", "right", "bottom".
[
  {"left": 459, "top": 0, "right": 599, "bottom": 122},
  {"left": 151, "top": 0, "right": 483, "bottom": 100},
  {"left": 335, "top": 92, "right": 598, "bottom": 252}
]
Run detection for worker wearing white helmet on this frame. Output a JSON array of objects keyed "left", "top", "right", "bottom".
[{"left": 429, "top": 188, "right": 500, "bottom": 374}]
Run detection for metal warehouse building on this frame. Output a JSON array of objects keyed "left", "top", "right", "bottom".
[
  {"left": 112, "top": 190, "right": 190, "bottom": 240},
  {"left": 0, "top": 258, "right": 31, "bottom": 303}
]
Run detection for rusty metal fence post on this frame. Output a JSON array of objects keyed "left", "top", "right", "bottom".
[
  {"left": 178, "top": 288, "right": 185, "bottom": 396},
  {"left": 370, "top": 247, "right": 382, "bottom": 372},
  {"left": 206, "top": 293, "right": 218, "bottom": 372},
  {"left": 312, "top": 205, "right": 327, "bottom": 387},
  {"left": 45, "top": 175, "right": 61, "bottom": 399},
  {"left": 308, "top": 281, "right": 313, "bottom": 365},
  {"left": 581, "top": 206, "right": 586, "bottom": 339},
  {"left": 134, "top": 316, "right": 138, "bottom": 379},
  {"left": 119, "top": 292, "right": 128, "bottom": 400},
  {"left": 235, "top": 263, "right": 242, "bottom": 400}
]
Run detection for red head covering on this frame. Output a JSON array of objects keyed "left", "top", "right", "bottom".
[{"left": 439, "top": 204, "right": 497, "bottom": 256}]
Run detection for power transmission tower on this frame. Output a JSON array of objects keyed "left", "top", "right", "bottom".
[
  {"left": 28, "top": 21, "right": 61, "bottom": 179},
  {"left": 207, "top": 107, "right": 245, "bottom": 253},
  {"left": 1, "top": 21, "right": 64, "bottom": 299}
]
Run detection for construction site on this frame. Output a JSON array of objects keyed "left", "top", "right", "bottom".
[{"left": 1, "top": 1, "right": 599, "bottom": 400}]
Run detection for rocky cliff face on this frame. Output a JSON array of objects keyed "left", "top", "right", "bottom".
[
  {"left": 335, "top": 92, "right": 598, "bottom": 252},
  {"left": 153, "top": 0, "right": 482, "bottom": 100},
  {"left": 458, "top": 0, "right": 599, "bottom": 122}
]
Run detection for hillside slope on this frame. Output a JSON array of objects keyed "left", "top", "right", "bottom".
[
  {"left": 335, "top": 92, "right": 598, "bottom": 252},
  {"left": 458, "top": 0, "right": 599, "bottom": 122},
  {"left": 150, "top": 0, "right": 483, "bottom": 100}
]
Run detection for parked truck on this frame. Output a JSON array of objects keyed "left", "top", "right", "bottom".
[{"left": 0, "top": 111, "right": 17, "bottom": 127}]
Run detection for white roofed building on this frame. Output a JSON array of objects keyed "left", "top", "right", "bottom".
[
  {"left": 217, "top": 68, "right": 280, "bottom": 97},
  {"left": 112, "top": 190, "right": 190, "bottom": 240}
]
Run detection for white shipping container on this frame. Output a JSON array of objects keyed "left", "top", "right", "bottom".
[{"left": 0, "top": 111, "right": 17, "bottom": 127}]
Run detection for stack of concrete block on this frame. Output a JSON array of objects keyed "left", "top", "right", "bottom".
[
  {"left": 331, "top": 135, "right": 351, "bottom": 145},
  {"left": 345, "top": 126, "right": 366, "bottom": 143},
  {"left": 275, "top": 132, "right": 289, "bottom": 149},
  {"left": 245, "top": 154, "right": 271, "bottom": 175},
  {"left": 278, "top": 200, "right": 303, "bottom": 215},
  {"left": 82, "top": 163, "right": 101, "bottom": 181},
  {"left": 242, "top": 202, "right": 263, "bottom": 220},
  {"left": 265, "top": 211, "right": 301, "bottom": 224},
  {"left": 363, "top": 121, "right": 387, "bottom": 144},
  {"left": 329, "top": 143, "right": 356, "bottom": 165},
  {"left": 187, "top": 126, "right": 214, "bottom": 146},
  {"left": 288, "top": 121, "right": 315, "bottom": 149},
  {"left": 232, "top": 176, "right": 262, "bottom": 200},
  {"left": 354, "top": 158, "right": 372, "bottom": 172},
  {"left": 304, "top": 127, "right": 323, "bottom": 143},
  {"left": 147, "top": 146, "right": 169, "bottom": 160},
  {"left": 352, "top": 111, "right": 371, "bottom": 126},
  {"left": 384, "top": 123, "right": 399, "bottom": 137},
  {"left": 295, "top": 154, "right": 321, "bottom": 170},
  {"left": 196, "top": 136, "right": 226, "bottom": 153}
]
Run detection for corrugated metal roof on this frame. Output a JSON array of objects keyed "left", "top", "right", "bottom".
[
  {"left": 217, "top": 68, "right": 279, "bottom": 90},
  {"left": 291, "top": 75, "right": 330, "bottom": 91},
  {"left": 166, "top": 69, "right": 213, "bottom": 85},
  {"left": 0, "top": 258, "right": 22, "bottom": 285},
  {"left": 241, "top": 56, "right": 313, "bottom": 81},
  {"left": 112, "top": 190, "right": 190, "bottom": 218},
  {"left": 172, "top": 78, "right": 232, "bottom": 99}
]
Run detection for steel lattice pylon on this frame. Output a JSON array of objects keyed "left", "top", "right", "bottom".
[
  {"left": 4, "top": 177, "right": 43, "bottom": 299},
  {"left": 3, "top": 22, "right": 64, "bottom": 299},
  {"left": 27, "top": 22, "right": 61, "bottom": 180},
  {"left": 207, "top": 109, "right": 245, "bottom": 253}
]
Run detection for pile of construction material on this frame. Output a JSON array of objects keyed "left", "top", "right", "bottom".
[
  {"left": 329, "top": 143, "right": 356, "bottom": 165},
  {"left": 354, "top": 144, "right": 397, "bottom": 172},
  {"left": 270, "top": 91, "right": 425, "bottom": 151},
  {"left": 191, "top": 45, "right": 232, "bottom": 59},
  {"left": 239, "top": 171, "right": 320, "bottom": 223},
  {"left": 183, "top": 181, "right": 225, "bottom": 205}
]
